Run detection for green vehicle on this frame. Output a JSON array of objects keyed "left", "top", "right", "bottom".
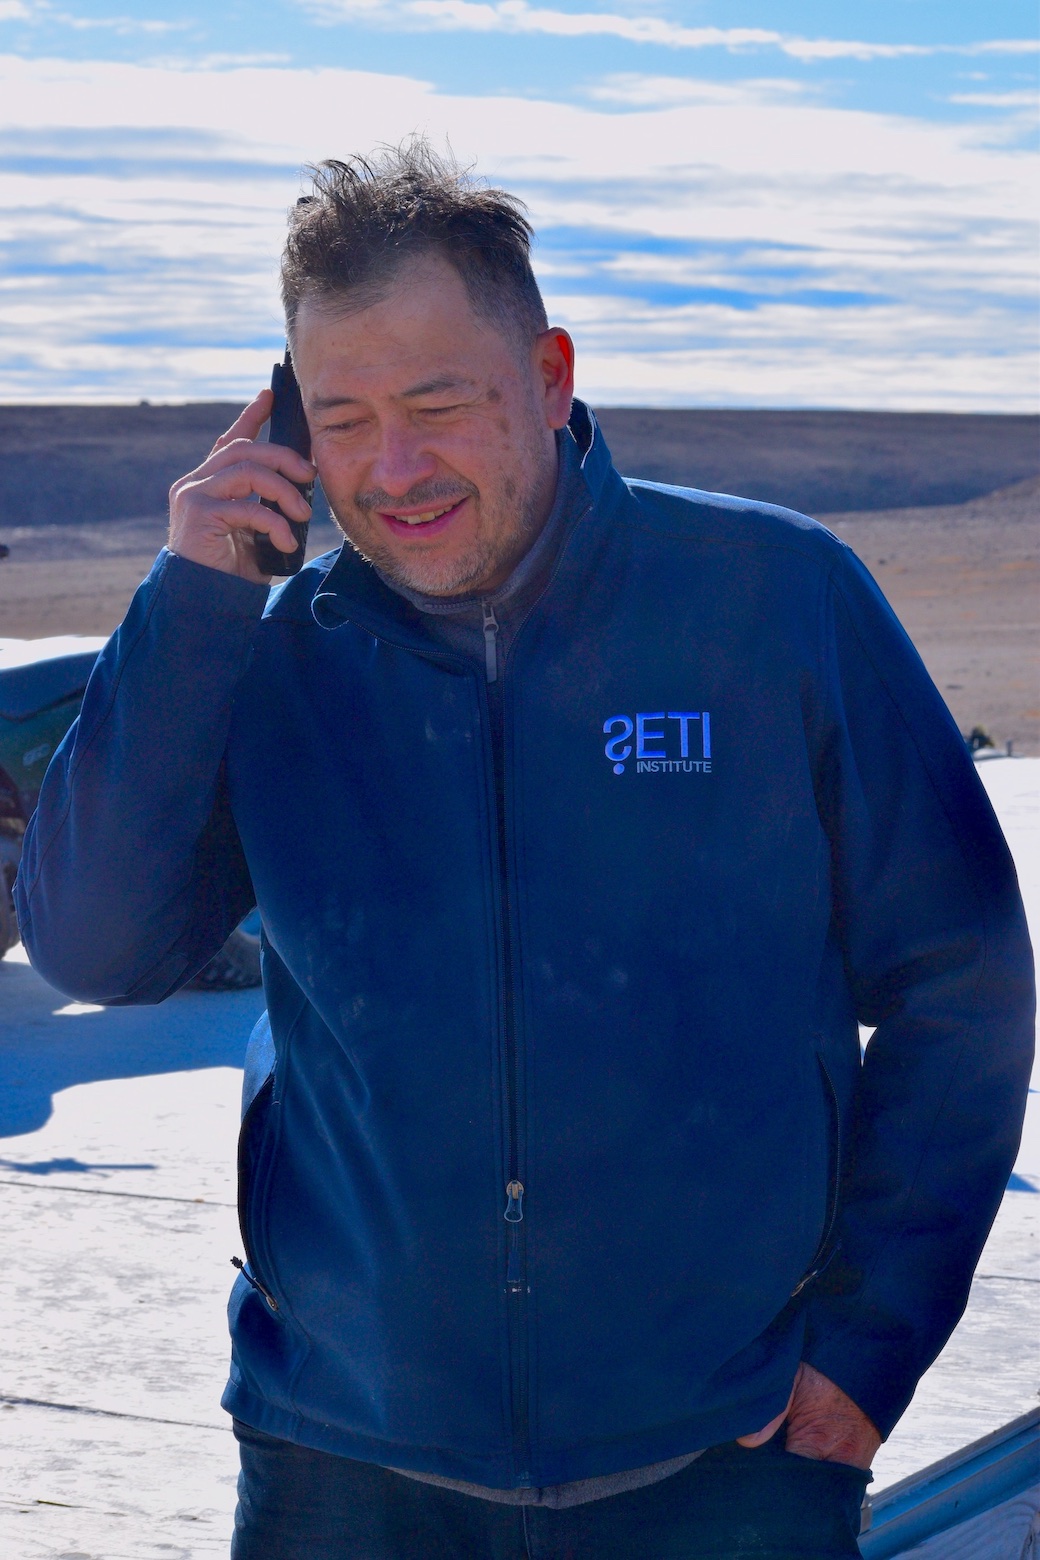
[{"left": 0, "top": 641, "right": 260, "bottom": 988}]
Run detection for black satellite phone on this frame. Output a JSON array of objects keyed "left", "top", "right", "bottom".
[{"left": 254, "top": 349, "right": 313, "bottom": 577}]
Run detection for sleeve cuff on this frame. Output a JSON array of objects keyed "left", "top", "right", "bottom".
[
  {"left": 802, "top": 1311, "right": 919, "bottom": 1440},
  {"left": 158, "top": 547, "right": 272, "bottom": 618}
]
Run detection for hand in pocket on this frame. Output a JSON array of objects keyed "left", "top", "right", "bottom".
[{"left": 737, "top": 1362, "right": 881, "bottom": 1470}]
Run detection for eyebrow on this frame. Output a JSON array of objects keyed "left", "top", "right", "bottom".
[
  {"left": 401, "top": 375, "right": 478, "bottom": 398},
  {"left": 309, "top": 375, "right": 478, "bottom": 413}
]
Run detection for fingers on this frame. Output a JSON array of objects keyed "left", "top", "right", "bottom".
[
  {"left": 735, "top": 1406, "right": 788, "bottom": 1449},
  {"left": 211, "top": 389, "right": 274, "bottom": 454},
  {"left": 192, "top": 458, "right": 313, "bottom": 519},
  {"left": 168, "top": 463, "right": 310, "bottom": 577},
  {"left": 179, "top": 493, "right": 301, "bottom": 551},
  {"left": 207, "top": 500, "right": 300, "bottom": 556},
  {"left": 172, "top": 459, "right": 312, "bottom": 534},
  {"left": 193, "top": 435, "right": 316, "bottom": 491},
  {"left": 190, "top": 389, "right": 314, "bottom": 494}
]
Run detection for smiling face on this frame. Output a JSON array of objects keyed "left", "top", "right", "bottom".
[{"left": 291, "top": 253, "right": 575, "bottom": 597}]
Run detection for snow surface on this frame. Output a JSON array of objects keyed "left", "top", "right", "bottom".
[
  {"left": 0, "top": 636, "right": 109, "bottom": 670},
  {"left": 0, "top": 759, "right": 1036, "bottom": 1555}
]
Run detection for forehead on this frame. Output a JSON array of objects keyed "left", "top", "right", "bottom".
[{"left": 292, "top": 255, "right": 516, "bottom": 407}]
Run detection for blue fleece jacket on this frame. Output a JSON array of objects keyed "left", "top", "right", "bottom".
[{"left": 16, "top": 404, "right": 1034, "bottom": 1489}]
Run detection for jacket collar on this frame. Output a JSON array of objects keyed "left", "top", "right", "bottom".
[{"left": 306, "top": 399, "right": 624, "bottom": 650}]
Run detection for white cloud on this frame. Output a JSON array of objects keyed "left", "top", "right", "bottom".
[
  {"left": 406, "top": 4, "right": 786, "bottom": 49},
  {"left": 46, "top": 11, "right": 186, "bottom": 33},
  {"left": 585, "top": 74, "right": 809, "bottom": 107},
  {"left": 300, "top": 0, "right": 1039, "bottom": 63},
  {"left": 0, "top": 2, "right": 185, "bottom": 31},
  {"left": 967, "top": 40, "right": 1040, "bottom": 55},
  {"left": 569, "top": 312, "right": 1034, "bottom": 411},
  {"left": 145, "top": 52, "right": 295, "bottom": 70},
  {"left": 779, "top": 36, "right": 1037, "bottom": 63},
  {"left": 0, "top": 53, "right": 1036, "bottom": 408},
  {"left": 949, "top": 90, "right": 1039, "bottom": 107}
]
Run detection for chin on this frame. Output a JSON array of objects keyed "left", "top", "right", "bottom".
[{"left": 380, "top": 547, "right": 497, "bottom": 598}]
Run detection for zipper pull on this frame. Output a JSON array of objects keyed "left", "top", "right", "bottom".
[
  {"left": 482, "top": 602, "right": 499, "bottom": 684},
  {"left": 790, "top": 1241, "right": 841, "bottom": 1299},
  {"left": 504, "top": 1181, "right": 524, "bottom": 1291},
  {"left": 230, "top": 1255, "right": 280, "bottom": 1312}
]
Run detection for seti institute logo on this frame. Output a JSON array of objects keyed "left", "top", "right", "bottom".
[{"left": 603, "top": 712, "right": 711, "bottom": 776}]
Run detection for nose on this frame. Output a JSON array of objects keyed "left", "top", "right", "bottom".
[{"left": 368, "top": 419, "right": 437, "bottom": 498}]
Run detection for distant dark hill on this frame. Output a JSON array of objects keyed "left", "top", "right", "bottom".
[
  {"left": 0, "top": 404, "right": 247, "bottom": 529},
  {"left": 594, "top": 408, "right": 1040, "bottom": 515},
  {"left": 0, "top": 403, "right": 1037, "bottom": 527}
]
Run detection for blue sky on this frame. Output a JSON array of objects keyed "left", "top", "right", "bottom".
[{"left": 0, "top": 0, "right": 1036, "bottom": 405}]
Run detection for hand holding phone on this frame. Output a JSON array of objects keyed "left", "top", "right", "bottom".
[{"left": 167, "top": 356, "right": 315, "bottom": 583}]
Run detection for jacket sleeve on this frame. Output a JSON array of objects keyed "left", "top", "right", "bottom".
[
  {"left": 15, "top": 549, "right": 270, "bottom": 1004},
  {"left": 800, "top": 543, "right": 1035, "bottom": 1438}
]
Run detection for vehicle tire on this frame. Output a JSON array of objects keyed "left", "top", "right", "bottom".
[{"left": 189, "top": 910, "right": 262, "bottom": 991}]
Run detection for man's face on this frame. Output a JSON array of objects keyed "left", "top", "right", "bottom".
[{"left": 291, "top": 255, "right": 574, "bottom": 596}]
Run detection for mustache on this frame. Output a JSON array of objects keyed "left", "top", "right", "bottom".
[{"left": 354, "top": 478, "right": 478, "bottom": 513}]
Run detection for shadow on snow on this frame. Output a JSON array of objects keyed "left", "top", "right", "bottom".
[{"left": 0, "top": 954, "right": 261, "bottom": 1140}]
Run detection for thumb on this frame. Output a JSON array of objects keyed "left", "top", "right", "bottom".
[
  {"left": 735, "top": 1406, "right": 787, "bottom": 1449},
  {"left": 735, "top": 1366, "right": 802, "bottom": 1448}
]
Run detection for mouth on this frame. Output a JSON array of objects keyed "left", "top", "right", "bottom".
[{"left": 377, "top": 498, "right": 467, "bottom": 539}]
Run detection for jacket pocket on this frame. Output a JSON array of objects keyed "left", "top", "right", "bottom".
[
  {"left": 234, "top": 1072, "right": 281, "bottom": 1315},
  {"left": 791, "top": 1052, "right": 841, "bottom": 1297}
]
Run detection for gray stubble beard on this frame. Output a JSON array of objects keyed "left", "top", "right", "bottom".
[{"left": 330, "top": 459, "right": 553, "bottom": 599}]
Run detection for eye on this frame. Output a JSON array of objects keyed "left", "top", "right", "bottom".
[{"left": 321, "top": 417, "right": 367, "bottom": 435}]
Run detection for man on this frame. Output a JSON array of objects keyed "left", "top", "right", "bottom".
[{"left": 18, "top": 145, "right": 1033, "bottom": 1559}]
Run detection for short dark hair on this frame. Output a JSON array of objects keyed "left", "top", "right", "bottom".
[{"left": 281, "top": 141, "right": 548, "bottom": 353}]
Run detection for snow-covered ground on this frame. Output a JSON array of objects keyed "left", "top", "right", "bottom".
[{"left": 0, "top": 759, "right": 1036, "bottom": 1557}]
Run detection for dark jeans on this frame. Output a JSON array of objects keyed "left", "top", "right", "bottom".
[{"left": 231, "top": 1421, "right": 870, "bottom": 1559}]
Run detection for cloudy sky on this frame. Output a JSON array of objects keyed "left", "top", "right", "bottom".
[{"left": 0, "top": 0, "right": 1036, "bottom": 407}]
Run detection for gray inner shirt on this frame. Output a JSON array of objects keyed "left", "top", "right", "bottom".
[
  {"left": 377, "top": 428, "right": 587, "bottom": 673},
  {"left": 373, "top": 429, "right": 704, "bottom": 1508}
]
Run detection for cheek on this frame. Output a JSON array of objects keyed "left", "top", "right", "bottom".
[{"left": 314, "top": 448, "right": 361, "bottom": 502}]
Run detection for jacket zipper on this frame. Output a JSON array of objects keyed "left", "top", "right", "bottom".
[
  {"left": 483, "top": 602, "right": 499, "bottom": 684},
  {"left": 232, "top": 1074, "right": 281, "bottom": 1314},
  {"left": 791, "top": 1054, "right": 842, "bottom": 1297},
  {"left": 230, "top": 1254, "right": 279, "bottom": 1311},
  {"left": 318, "top": 519, "right": 595, "bottom": 1481},
  {"left": 481, "top": 601, "right": 531, "bottom": 1481}
]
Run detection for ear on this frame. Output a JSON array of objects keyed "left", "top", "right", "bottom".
[{"left": 534, "top": 328, "right": 576, "bottom": 430}]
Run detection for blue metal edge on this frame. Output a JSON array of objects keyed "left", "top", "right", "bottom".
[{"left": 859, "top": 1407, "right": 1040, "bottom": 1557}]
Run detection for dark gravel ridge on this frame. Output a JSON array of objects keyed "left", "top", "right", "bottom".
[
  {"left": 595, "top": 408, "right": 1040, "bottom": 516},
  {"left": 0, "top": 404, "right": 1036, "bottom": 527}
]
